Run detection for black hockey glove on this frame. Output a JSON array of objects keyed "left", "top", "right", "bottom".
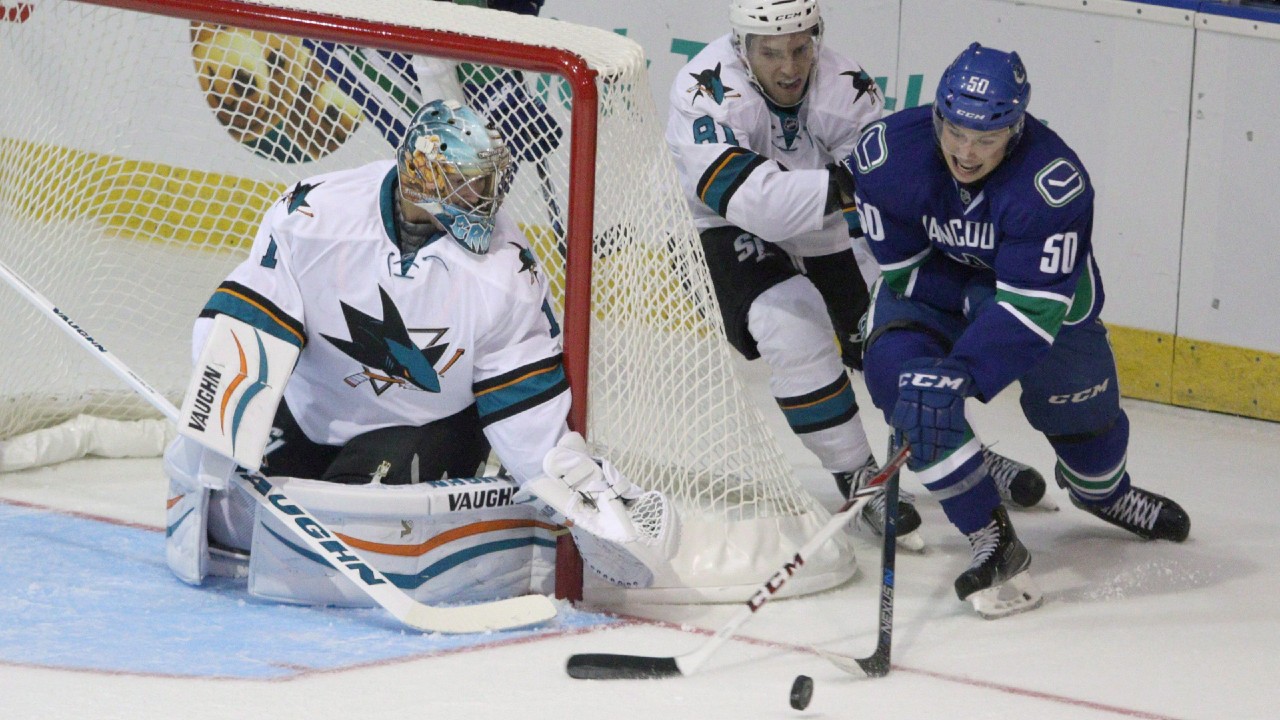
[{"left": 826, "top": 159, "right": 862, "bottom": 237}]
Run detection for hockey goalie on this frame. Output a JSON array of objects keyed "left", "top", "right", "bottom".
[{"left": 163, "top": 98, "right": 679, "bottom": 606}]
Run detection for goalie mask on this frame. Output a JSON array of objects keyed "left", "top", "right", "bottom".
[
  {"left": 397, "top": 99, "right": 515, "bottom": 254},
  {"left": 729, "top": 0, "right": 823, "bottom": 108}
]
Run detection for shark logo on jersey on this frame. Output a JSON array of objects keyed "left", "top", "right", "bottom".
[
  {"left": 1034, "top": 159, "right": 1086, "bottom": 208},
  {"left": 687, "top": 63, "right": 739, "bottom": 105},
  {"left": 323, "top": 286, "right": 461, "bottom": 396},
  {"left": 283, "top": 181, "right": 323, "bottom": 216},
  {"left": 514, "top": 242, "right": 541, "bottom": 284},
  {"left": 840, "top": 69, "right": 881, "bottom": 106}
]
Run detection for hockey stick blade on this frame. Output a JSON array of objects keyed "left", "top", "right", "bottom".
[
  {"left": 566, "top": 653, "right": 681, "bottom": 680},
  {"left": 815, "top": 646, "right": 890, "bottom": 678},
  {"left": 0, "top": 258, "right": 557, "bottom": 635},
  {"left": 565, "top": 446, "right": 910, "bottom": 680},
  {"left": 815, "top": 438, "right": 904, "bottom": 678}
]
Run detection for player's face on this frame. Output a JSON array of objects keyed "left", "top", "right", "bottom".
[
  {"left": 938, "top": 119, "right": 1012, "bottom": 184},
  {"left": 745, "top": 31, "right": 816, "bottom": 107}
]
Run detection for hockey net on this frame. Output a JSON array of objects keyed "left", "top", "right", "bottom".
[{"left": 0, "top": 0, "right": 856, "bottom": 603}]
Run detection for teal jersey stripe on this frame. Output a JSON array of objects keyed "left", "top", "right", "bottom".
[
  {"left": 697, "top": 148, "right": 766, "bottom": 217},
  {"left": 473, "top": 358, "right": 568, "bottom": 423},
  {"left": 778, "top": 376, "right": 858, "bottom": 434},
  {"left": 202, "top": 286, "right": 305, "bottom": 349}
]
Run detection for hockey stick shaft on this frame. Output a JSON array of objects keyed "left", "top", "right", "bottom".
[
  {"left": 566, "top": 445, "right": 910, "bottom": 680},
  {"left": 0, "top": 259, "right": 557, "bottom": 634},
  {"left": 816, "top": 438, "right": 900, "bottom": 678},
  {"left": 535, "top": 156, "right": 568, "bottom": 257}
]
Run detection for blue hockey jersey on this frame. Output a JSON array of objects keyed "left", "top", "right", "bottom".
[{"left": 848, "top": 106, "right": 1106, "bottom": 400}]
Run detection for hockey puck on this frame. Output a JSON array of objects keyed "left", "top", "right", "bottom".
[{"left": 789, "top": 674, "right": 814, "bottom": 710}]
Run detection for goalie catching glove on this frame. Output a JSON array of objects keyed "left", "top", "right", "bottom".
[{"left": 519, "top": 432, "right": 679, "bottom": 588}]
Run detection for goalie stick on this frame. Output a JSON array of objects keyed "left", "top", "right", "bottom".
[
  {"left": 565, "top": 444, "right": 909, "bottom": 680},
  {"left": 0, "top": 258, "right": 557, "bottom": 635}
]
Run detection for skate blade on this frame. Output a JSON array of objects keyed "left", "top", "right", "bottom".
[
  {"left": 208, "top": 546, "right": 250, "bottom": 579},
  {"left": 897, "top": 529, "right": 926, "bottom": 553},
  {"left": 967, "top": 570, "right": 1044, "bottom": 619}
]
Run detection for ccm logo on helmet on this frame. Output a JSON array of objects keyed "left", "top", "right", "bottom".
[
  {"left": 776, "top": 10, "right": 802, "bottom": 20},
  {"left": 900, "top": 373, "right": 967, "bottom": 391}
]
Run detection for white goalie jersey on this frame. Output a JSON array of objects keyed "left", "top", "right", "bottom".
[
  {"left": 666, "top": 34, "right": 884, "bottom": 257},
  {"left": 195, "top": 159, "right": 569, "bottom": 485}
]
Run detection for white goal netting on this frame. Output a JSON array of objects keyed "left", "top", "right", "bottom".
[{"left": 0, "top": 0, "right": 855, "bottom": 603}]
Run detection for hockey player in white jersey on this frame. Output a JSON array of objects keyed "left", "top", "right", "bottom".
[
  {"left": 666, "top": 0, "right": 1045, "bottom": 550},
  {"left": 163, "top": 99, "right": 676, "bottom": 603}
]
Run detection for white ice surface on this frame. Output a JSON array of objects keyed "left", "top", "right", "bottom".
[{"left": 2, "top": 362, "right": 1277, "bottom": 720}]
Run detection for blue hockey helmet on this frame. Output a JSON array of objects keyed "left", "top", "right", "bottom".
[
  {"left": 397, "top": 99, "right": 514, "bottom": 254},
  {"left": 934, "top": 43, "right": 1030, "bottom": 136}
]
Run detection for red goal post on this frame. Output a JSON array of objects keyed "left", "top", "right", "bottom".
[
  {"left": 0, "top": 0, "right": 857, "bottom": 604},
  {"left": 82, "top": 0, "right": 605, "bottom": 435}
]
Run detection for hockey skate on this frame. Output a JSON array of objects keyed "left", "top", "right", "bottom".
[
  {"left": 1056, "top": 468, "right": 1190, "bottom": 542},
  {"left": 982, "top": 445, "right": 1056, "bottom": 510},
  {"left": 954, "top": 505, "right": 1043, "bottom": 619},
  {"left": 835, "top": 456, "right": 925, "bottom": 552}
]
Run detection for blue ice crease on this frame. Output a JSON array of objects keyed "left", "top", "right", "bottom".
[{"left": 0, "top": 503, "right": 619, "bottom": 679}]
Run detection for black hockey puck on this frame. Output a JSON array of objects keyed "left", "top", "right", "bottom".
[{"left": 789, "top": 674, "right": 814, "bottom": 710}]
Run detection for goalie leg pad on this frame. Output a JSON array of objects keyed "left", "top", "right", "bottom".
[
  {"left": 165, "top": 434, "right": 242, "bottom": 584},
  {"left": 164, "top": 474, "right": 210, "bottom": 585},
  {"left": 248, "top": 476, "right": 554, "bottom": 606}
]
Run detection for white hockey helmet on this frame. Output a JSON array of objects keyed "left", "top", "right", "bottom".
[
  {"left": 730, "top": 0, "right": 822, "bottom": 39},
  {"left": 729, "top": 0, "right": 824, "bottom": 104}
]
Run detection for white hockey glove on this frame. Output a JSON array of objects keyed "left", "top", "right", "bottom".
[{"left": 519, "top": 432, "right": 679, "bottom": 588}]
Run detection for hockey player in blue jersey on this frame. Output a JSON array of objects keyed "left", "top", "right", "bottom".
[
  {"left": 666, "top": 0, "right": 1046, "bottom": 552},
  {"left": 838, "top": 43, "right": 1190, "bottom": 618}
]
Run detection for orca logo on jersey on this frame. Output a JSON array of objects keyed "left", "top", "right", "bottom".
[
  {"left": 852, "top": 121, "right": 888, "bottom": 173},
  {"left": 687, "top": 63, "right": 739, "bottom": 105},
  {"left": 1035, "top": 159, "right": 1085, "bottom": 208},
  {"left": 323, "top": 286, "right": 461, "bottom": 396}
]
